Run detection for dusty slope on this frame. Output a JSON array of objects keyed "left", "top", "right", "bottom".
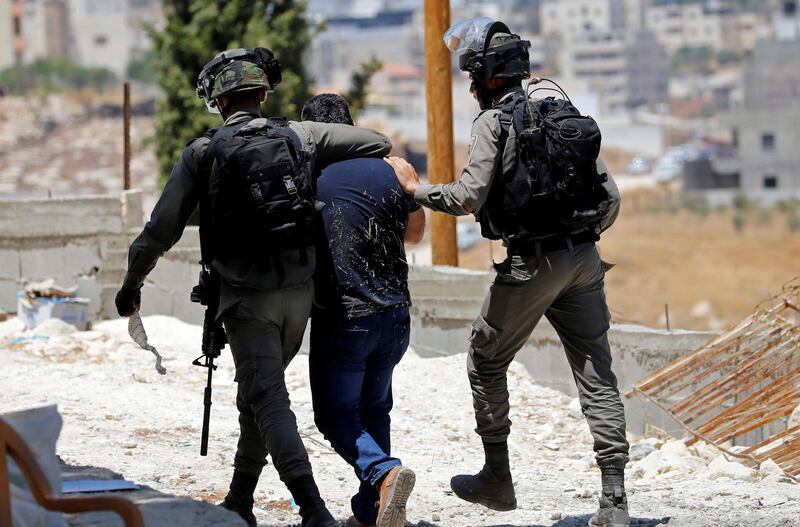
[{"left": 1, "top": 316, "right": 798, "bottom": 527}]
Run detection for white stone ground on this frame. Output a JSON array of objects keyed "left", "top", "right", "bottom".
[{"left": 1, "top": 316, "right": 798, "bottom": 527}]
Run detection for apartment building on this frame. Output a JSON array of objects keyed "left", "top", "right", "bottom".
[
  {"left": 645, "top": 0, "right": 756, "bottom": 53},
  {"left": 560, "top": 30, "right": 669, "bottom": 111},
  {"left": 540, "top": 0, "right": 645, "bottom": 36},
  {"left": 310, "top": 9, "right": 422, "bottom": 88}
]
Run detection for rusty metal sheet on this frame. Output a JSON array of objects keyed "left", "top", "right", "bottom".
[{"left": 627, "top": 279, "right": 800, "bottom": 480}]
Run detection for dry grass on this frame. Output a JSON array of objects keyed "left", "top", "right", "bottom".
[{"left": 459, "top": 192, "right": 800, "bottom": 331}]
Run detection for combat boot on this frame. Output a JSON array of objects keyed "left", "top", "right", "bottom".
[
  {"left": 450, "top": 440, "right": 517, "bottom": 511},
  {"left": 287, "top": 474, "right": 339, "bottom": 527},
  {"left": 588, "top": 468, "right": 630, "bottom": 527},
  {"left": 219, "top": 470, "right": 258, "bottom": 527}
]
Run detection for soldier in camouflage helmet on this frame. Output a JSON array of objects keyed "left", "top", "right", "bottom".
[
  {"left": 115, "top": 48, "right": 394, "bottom": 527},
  {"left": 208, "top": 59, "right": 274, "bottom": 101}
]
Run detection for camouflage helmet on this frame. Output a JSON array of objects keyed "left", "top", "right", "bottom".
[{"left": 196, "top": 48, "right": 282, "bottom": 113}]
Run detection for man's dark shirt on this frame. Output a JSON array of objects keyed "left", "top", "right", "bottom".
[{"left": 314, "top": 158, "right": 416, "bottom": 318}]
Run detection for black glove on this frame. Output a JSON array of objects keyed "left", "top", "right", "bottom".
[{"left": 115, "top": 286, "right": 141, "bottom": 317}]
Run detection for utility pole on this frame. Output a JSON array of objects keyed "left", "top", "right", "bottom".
[{"left": 424, "top": 0, "right": 458, "bottom": 266}]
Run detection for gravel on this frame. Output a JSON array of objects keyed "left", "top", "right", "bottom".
[{"left": 2, "top": 315, "right": 799, "bottom": 527}]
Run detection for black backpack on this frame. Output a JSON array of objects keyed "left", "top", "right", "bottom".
[
  {"left": 205, "top": 117, "right": 317, "bottom": 265},
  {"left": 479, "top": 83, "right": 612, "bottom": 240}
]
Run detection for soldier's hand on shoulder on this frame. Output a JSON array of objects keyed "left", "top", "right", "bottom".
[
  {"left": 115, "top": 286, "right": 141, "bottom": 317},
  {"left": 385, "top": 156, "right": 420, "bottom": 195}
]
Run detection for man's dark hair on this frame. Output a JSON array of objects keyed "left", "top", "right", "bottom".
[{"left": 301, "top": 93, "right": 354, "bottom": 125}]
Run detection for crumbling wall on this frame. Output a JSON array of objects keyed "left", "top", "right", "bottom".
[
  {"left": 0, "top": 191, "right": 203, "bottom": 323},
  {"left": 408, "top": 266, "right": 720, "bottom": 435},
  {"left": 0, "top": 192, "right": 719, "bottom": 435}
]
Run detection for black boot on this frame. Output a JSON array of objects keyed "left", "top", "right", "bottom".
[
  {"left": 287, "top": 474, "right": 339, "bottom": 527},
  {"left": 589, "top": 467, "right": 630, "bottom": 527},
  {"left": 219, "top": 470, "right": 259, "bottom": 527},
  {"left": 450, "top": 440, "right": 517, "bottom": 511}
]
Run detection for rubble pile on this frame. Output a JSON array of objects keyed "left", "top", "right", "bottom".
[{"left": 1, "top": 316, "right": 798, "bottom": 526}]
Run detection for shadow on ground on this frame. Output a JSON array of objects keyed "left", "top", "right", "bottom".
[
  {"left": 60, "top": 463, "right": 671, "bottom": 527},
  {"left": 61, "top": 462, "right": 243, "bottom": 527},
  {"left": 404, "top": 516, "right": 670, "bottom": 527}
]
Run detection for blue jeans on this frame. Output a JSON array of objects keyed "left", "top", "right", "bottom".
[{"left": 309, "top": 305, "right": 410, "bottom": 524}]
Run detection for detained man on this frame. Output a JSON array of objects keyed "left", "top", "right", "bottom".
[{"left": 301, "top": 94, "right": 426, "bottom": 527}]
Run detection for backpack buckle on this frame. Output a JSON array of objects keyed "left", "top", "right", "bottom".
[{"left": 283, "top": 175, "right": 298, "bottom": 195}]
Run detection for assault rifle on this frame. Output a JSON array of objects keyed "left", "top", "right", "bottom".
[{"left": 190, "top": 263, "right": 226, "bottom": 456}]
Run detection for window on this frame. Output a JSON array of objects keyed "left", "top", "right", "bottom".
[
  {"left": 94, "top": 35, "right": 108, "bottom": 46},
  {"left": 761, "top": 132, "right": 776, "bottom": 151},
  {"left": 763, "top": 175, "right": 778, "bottom": 189}
]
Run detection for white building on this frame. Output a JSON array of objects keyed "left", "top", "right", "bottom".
[
  {"left": 540, "top": 0, "right": 645, "bottom": 37},
  {"left": 3, "top": 0, "right": 156, "bottom": 78},
  {"left": 68, "top": 0, "right": 131, "bottom": 77},
  {"left": 0, "top": 0, "right": 15, "bottom": 69},
  {"left": 560, "top": 30, "right": 669, "bottom": 112},
  {"left": 644, "top": 0, "right": 754, "bottom": 54}
]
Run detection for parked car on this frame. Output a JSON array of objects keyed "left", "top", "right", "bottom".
[{"left": 626, "top": 156, "right": 652, "bottom": 175}]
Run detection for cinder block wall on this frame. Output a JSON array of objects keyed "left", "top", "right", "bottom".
[
  {"left": 0, "top": 191, "right": 203, "bottom": 323},
  {"left": 0, "top": 193, "right": 719, "bottom": 435},
  {"left": 407, "top": 266, "right": 720, "bottom": 436}
]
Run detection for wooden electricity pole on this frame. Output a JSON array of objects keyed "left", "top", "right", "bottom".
[{"left": 424, "top": 0, "right": 458, "bottom": 267}]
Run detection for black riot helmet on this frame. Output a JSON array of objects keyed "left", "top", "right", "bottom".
[{"left": 444, "top": 17, "right": 531, "bottom": 81}]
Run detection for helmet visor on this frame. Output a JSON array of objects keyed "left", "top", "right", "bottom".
[{"left": 443, "top": 17, "right": 495, "bottom": 52}]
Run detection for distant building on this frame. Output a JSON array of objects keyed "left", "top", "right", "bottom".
[
  {"left": 310, "top": 9, "right": 422, "bottom": 89},
  {"left": 540, "top": 0, "right": 646, "bottom": 36},
  {"left": 560, "top": 30, "right": 669, "bottom": 112},
  {"left": 1, "top": 0, "right": 161, "bottom": 78},
  {"left": 696, "top": 19, "right": 800, "bottom": 204},
  {"left": 645, "top": 0, "right": 756, "bottom": 54},
  {"left": 0, "top": 0, "right": 16, "bottom": 69}
]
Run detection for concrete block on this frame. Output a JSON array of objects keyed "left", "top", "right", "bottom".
[
  {"left": 98, "top": 234, "right": 132, "bottom": 260},
  {"left": 147, "top": 258, "right": 199, "bottom": 292},
  {"left": 64, "top": 244, "right": 102, "bottom": 277},
  {"left": 0, "top": 250, "right": 20, "bottom": 280},
  {"left": 76, "top": 276, "right": 102, "bottom": 319},
  {"left": 0, "top": 279, "right": 20, "bottom": 313},
  {"left": 139, "top": 284, "right": 174, "bottom": 318},
  {"left": 121, "top": 190, "right": 144, "bottom": 230},
  {"left": 98, "top": 285, "right": 120, "bottom": 321},
  {"left": 19, "top": 247, "right": 67, "bottom": 282},
  {"left": 0, "top": 196, "right": 123, "bottom": 239},
  {"left": 171, "top": 297, "right": 205, "bottom": 326}
]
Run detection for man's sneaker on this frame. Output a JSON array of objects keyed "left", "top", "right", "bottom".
[
  {"left": 219, "top": 498, "right": 257, "bottom": 527},
  {"left": 347, "top": 516, "right": 375, "bottom": 527},
  {"left": 449, "top": 469, "right": 517, "bottom": 511},
  {"left": 588, "top": 490, "right": 630, "bottom": 527},
  {"left": 376, "top": 466, "right": 416, "bottom": 527}
]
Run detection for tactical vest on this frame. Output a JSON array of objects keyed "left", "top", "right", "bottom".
[
  {"left": 478, "top": 92, "right": 612, "bottom": 241},
  {"left": 204, "top": 117, "right": 317, "bottom": 267}
]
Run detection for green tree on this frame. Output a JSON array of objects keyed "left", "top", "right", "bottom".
[
  {"left": 345, "top": 56, "right": 382, "bottom": 119},
  {"left": 150, "top": 0, "right": 314, "bottom": 186},
  {"left": 127, "top": 50, "right": 160, "bottom": 85},
  {"left": 0, "top": 58, "right": 114, "bottom": 94}
]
